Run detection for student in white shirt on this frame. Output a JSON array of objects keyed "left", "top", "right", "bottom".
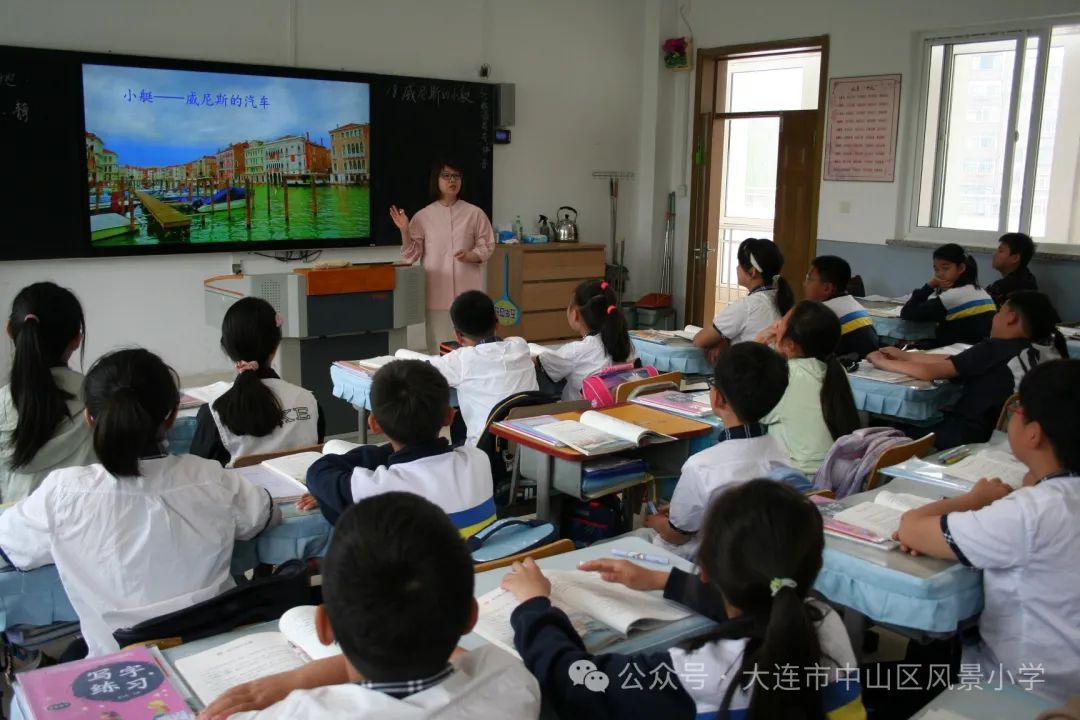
[
  {"left": 190, "top": 297, "right": 323, "bottom": 467},
  {"left": 0, "top": 282, "right": 95, "bottom": 503},
  {"left": 537, "top": 279, "right": 636, "bottom": 400},
  {"left": 307, "top": 360, "right": 497, "bottom": 538},
  {"left": 693, "top": 238, "right": 794, "bottom": 363},
  {"left": 501, "top": 479, "right": 866, "bottom": 720},
  {"left": 201, "top": 491, "right": 542, "bottom": 720},
  {"left": 897, "top": 359, "right": 1080, "bottom": 702},
  {"left": 0, "top": 349, "right": 278, "bottom": 657},
  {"left": 406, "top": 290, "right": 537, "bottom": 446},
  {"left": 647, "top": 342, "right": 794, "bottom": 559}
]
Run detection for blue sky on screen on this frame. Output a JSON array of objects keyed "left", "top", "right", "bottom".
[{"left": 83, "top": 64, "right": 369, "bottom": 167}]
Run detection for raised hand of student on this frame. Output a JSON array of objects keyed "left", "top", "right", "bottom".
[
  {"left": 706, "top": 345, "right": 725, "bottom": 365},
  {"left": 295, "top": 493, "right": 318, "bottom": 511},
  {"left": 501, "top": 558, "right": 552, "bottom": 603},
  {"left": 753, "top": 319, "right": 782, "bottom": 346},
  {"left": 577, "top": 559, "right": 669, "bottom": 592}
]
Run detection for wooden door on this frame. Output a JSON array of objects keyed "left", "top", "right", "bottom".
[{"left": 773, "top": 109, "right": 821, "bottom": 300}]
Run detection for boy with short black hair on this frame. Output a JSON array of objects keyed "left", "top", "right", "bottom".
[
  {"left": 803, "top": 255, "right": 879, "bottom": 358},
  {"left": 897, "top": 359, "right": 1080, "bottom": 702},
  {"left": 987, "top": 232, "right": 1038, "bottom": 307},
  {"left": 400, "top": 290, "right": 538, "bottom": 446},
  {"left": 203, "top": 492, "right": 542, "bottom": 719},
  {"left": 647, "top": 342, "right": 796, "bottom": 559},
  {"left": 306, "top": 360, "right": 497, "bottom": 537}
]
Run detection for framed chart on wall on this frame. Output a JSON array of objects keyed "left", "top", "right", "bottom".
[{"left": 823, "top": 74, "right": 902, "bottom": 182}]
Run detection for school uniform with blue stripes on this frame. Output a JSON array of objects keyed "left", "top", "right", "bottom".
[
  {"left": 901, "top": 284, "right": 995, "bottom": 346},
  {"left": 306, "top": 438, "right": 496, "bottom": 537},
  {"left": 824, "top": 294, "right": 879, "bottom": 358}
]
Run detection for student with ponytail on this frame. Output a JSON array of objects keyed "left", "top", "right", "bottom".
[
  {"left": 537, "top": 278, "right": 636, "bottom": 400},
  {"left": 870, "top": 290, "right": 1065, "bottom": 448},
  {"left": 763, "top": 301, "right": 861, "bottom": 474},
  {"left": 502, "top": 479, "right": 865, "bottom": 720},
  {"left": 0, "top": 282, "right": 95, "bottom": 502},
  {"left": 0, "top": 348, "right": 278, "bottom": 657},
  {"left": 901, "top": 243, "right": 996, "bottom": 346},
  {"left": 694, "top": 237, "right": 795, "bottom": 361},
  {"left": 191, "top": 297, "right": 323, "bottom": 466}
]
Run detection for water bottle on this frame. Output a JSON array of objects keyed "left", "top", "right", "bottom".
[{"left": 513, "top": 215, "right": 524, "bottom": 242}]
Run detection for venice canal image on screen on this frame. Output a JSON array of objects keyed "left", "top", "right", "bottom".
[{"left": 82, "top": 63, "right": 370, "bottom": 247}]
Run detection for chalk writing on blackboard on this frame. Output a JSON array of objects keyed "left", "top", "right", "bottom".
[{"left": 386, "top": 82, "right": 474, "bottom": 105}]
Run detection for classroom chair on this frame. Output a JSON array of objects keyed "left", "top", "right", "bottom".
[
  {"left": 231, "top": 443, "right": 326, "bottom": 469},
  {"left": 612, "top": 371, "right": 683, "bottom": 403},
  {"left": 995, "top": 392, "right": 1019, "bottom": 432},
  {"left": 864, "top": 432, "right": 936, "bottom": 490},
  {"left": 473, "top": 538, "right": 575, "bottom": 573},
  {"left": 113, "top": 559, "right": 313, "bottom": 651},
  {"left": 847, "top": 275, "right": 867, "bottom": 298}
]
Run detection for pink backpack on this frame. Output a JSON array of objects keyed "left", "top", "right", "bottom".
[{"left": 580, "top": 363, "right": 660, "bottom": 408}]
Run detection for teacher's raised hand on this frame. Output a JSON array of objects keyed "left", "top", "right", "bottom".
[{"left": 389, "top": 205, "right": 410, "bottom": 233}]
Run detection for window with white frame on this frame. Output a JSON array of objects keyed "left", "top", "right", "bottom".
[{"left": 912, "top": 22, "right": 1080, "bottom": 246}]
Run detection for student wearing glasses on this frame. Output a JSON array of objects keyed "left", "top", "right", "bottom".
[{"left": 392, "top": 160, "right": 495, "bottom": 352}]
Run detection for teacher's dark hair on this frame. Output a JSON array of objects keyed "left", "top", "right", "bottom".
[{"left": 429, "top": 158, "right": 464, "bottom": 202}]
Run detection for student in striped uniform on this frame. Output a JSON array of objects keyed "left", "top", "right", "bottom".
[
  {"left": 868, "top": 291, "right": 1066, "bottom": 449},
  {"left": 306, "top": 360, "right": 496, "bottom": 538},
  {"left": 501, "top": 479, "right": 866, "bottom": 720},
  {"left": 901, "top": 243, "right": 996, "bottom": 346},
  {"left": 803, "top": 255, "right": 879, "bottom": 359}
]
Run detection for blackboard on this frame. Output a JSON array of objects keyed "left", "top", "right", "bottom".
[
  {"left": 370, "top": 77, "right": 494, "bottom": 244},
  {"left": 0, "top": 46, "right": 89, "bottom": 260},
  {"left": 0, "top": 45, "right": 495, "bottom": 260}
]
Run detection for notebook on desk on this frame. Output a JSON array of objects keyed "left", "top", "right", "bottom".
[
  {"left": 530, "top": 411, "right": 675, "bottom": 456},
  {"left": 173, "top": 606, "right": 340, "bottom": 709},
  {"left": 237, "top": 440, "right": 360, "bottom": 500}
]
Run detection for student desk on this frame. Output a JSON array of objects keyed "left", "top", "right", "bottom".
[
  {"left": 0, "top": 504, "right": 331, "bottom": 633},
  {"left": 160, "top": 536, "right": 718, "bottom": 713},
  {"left": 1060, "top": 325, "right": 1080, "bottom": 358},
  {"left": 631, "top": 339, "right": 959, "bottom": 423},
  {"left": 629, "top": 336, "right": 713, "bottom": 376},
  {"left": 815, "top": 476, "right": 984, "bottom": 643},
  {"left": 860, "top": 299, "right": 938, "bottom": 343},
  {"left": 878, "top": 432, "right": 1010, "bottom": 487},
  {"left": 490, "top": 405, "right": 714, "bottom": 523},
  {"left": 910, "top": 683, "right": 1056, "bottom": 719},
  {"left": 330, "top": 361, "right": 459, "bottom": 443},
  {"left": 847, "top": 365, "right": 962, "bottom": 423}
]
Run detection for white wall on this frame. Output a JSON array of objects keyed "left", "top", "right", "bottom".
[
  {"left": 654, "top": 0, "right": 1080, "bottom": 319},
  {"left": 0, "top": 0, "right": 647, "bottom": 375}
]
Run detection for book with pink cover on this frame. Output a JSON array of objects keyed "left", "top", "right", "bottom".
[{"left": 16, "top": 645, "right": 193, "bottom": 719}]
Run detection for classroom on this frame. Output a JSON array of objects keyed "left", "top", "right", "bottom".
[{"left": 1, "top": 1, "right": 1079, "bottom": 718}]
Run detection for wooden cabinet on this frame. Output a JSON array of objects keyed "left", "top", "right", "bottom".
[{"left": 487, "top": 243, "right": 606, "bottom": 341}]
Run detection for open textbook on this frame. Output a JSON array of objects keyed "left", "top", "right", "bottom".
[
  {"left": 629, "top": 325, "right": 702, "bottom": 345},
  {"left": 831, "top": 491, "right": 935, "bottom": 541},
  {"left": 174, "top": 605, "right": 341, "bottom": 708},
  {"left": 940, "top": 448, "right": 1027, "bottom": 489},
  {"left": 474, "top": 569, "right": 692, "bottom": 657},
  {"left": 528, "top": 411, "right": 675, "bottom": 455},
  {"left": 237, "top": 439, "right": 359, "bottom": 500}
]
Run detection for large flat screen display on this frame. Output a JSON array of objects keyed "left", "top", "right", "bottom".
[{"left": 82, "top": 63, "right": 370, "bottom": 249}]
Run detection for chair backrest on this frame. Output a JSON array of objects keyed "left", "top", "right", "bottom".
[
  {"left": 232, "top": 443, "right": 325, "bottom": 469},
  {"left": 613, "top": 371, "right": 683, "bottom": 403},
  {"left": 847, "top": 275, "right": 867, "bottom": 298},
  {"left": 865, "top": 433, "right": 936, "bottom": 490},
  {"left": 113, "top": 560, "right": 313, "bottom": 649},
  {"left": 996, "top": 392, "right": 1019, "bottom": 432},
  {"left": 473, "top": 538, "right": 575, "bottom": 573}
]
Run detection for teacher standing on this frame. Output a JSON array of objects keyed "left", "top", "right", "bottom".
[{"left": 391, "top": 160, "right": 495, "bottom": 353}]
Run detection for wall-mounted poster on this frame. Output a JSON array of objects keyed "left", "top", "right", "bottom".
[{"left": 824, "top": 74, "right": 901, "bottom": 182}]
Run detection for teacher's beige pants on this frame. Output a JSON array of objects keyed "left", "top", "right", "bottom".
[{"left": 425, "top": 310, "right": 456, "bottom": 354}]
